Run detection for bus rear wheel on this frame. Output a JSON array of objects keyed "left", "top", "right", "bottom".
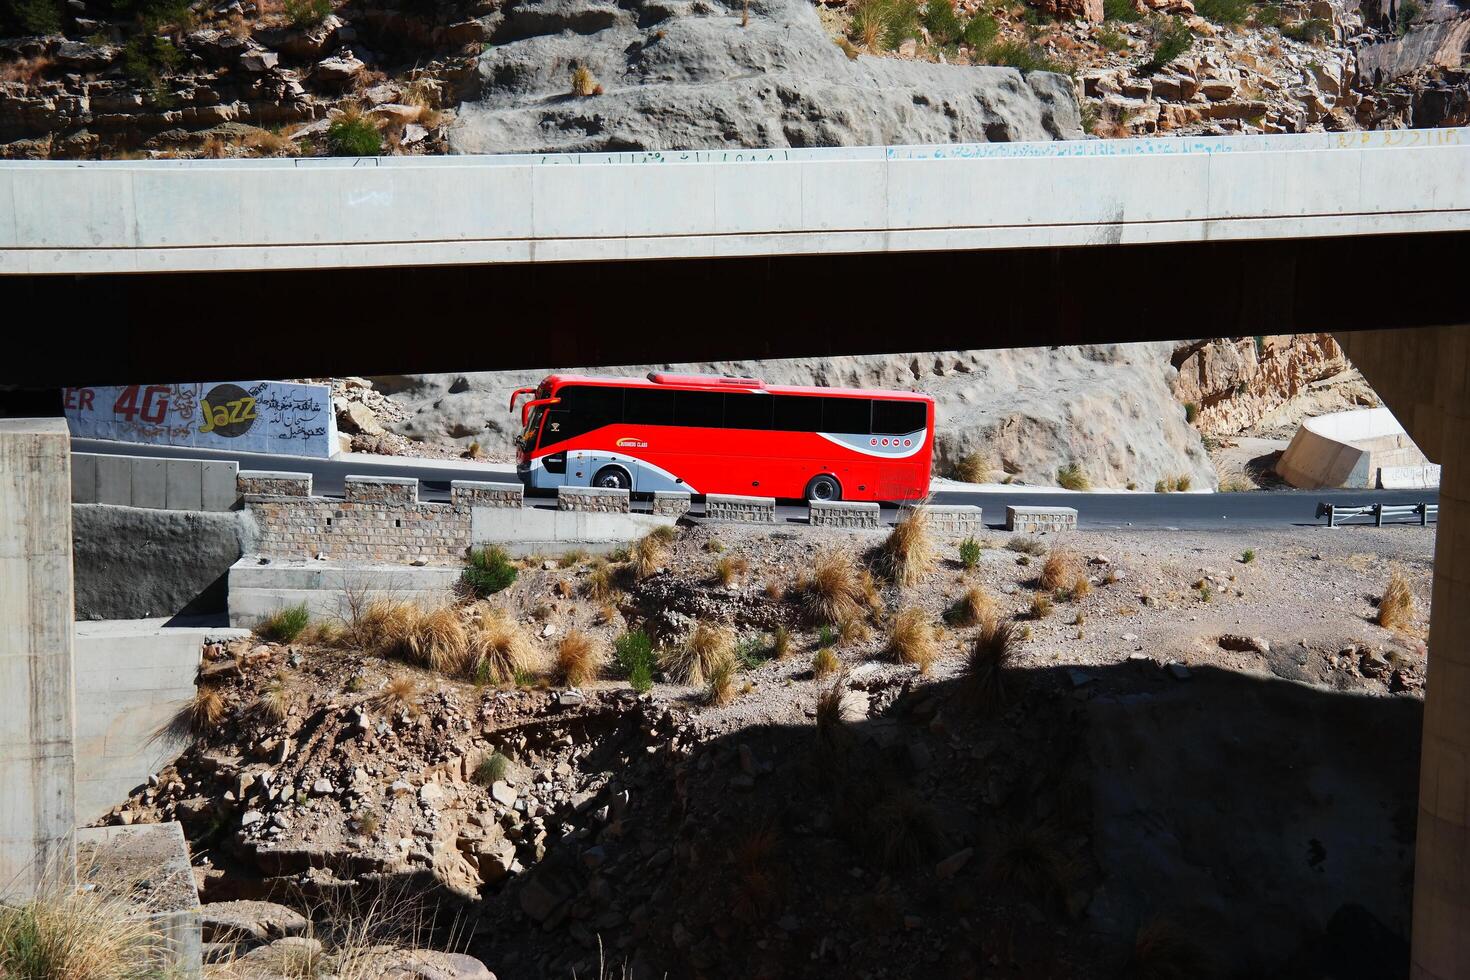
[
  {"left": 593, "top": 465, "right": 632, "bottom": 491},
  {"left": 805, "top": 475, "right": 841, "bottom": 502}
]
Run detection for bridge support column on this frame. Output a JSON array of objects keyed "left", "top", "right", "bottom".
[
  {"left": 0, "top": 419, "right": 76, "bottom": 900},
  {"left": 1337, "top": 328, "right": 1470, "bottom": 980}
]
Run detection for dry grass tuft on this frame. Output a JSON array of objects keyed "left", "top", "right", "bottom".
[
  {"left": 963, "top": 619, "right": 1017, "bottom": 711},
  {"left": 584, "top": 563, "right": 620, "bottom": 601},
  {"left": 812, "top": 645, "right": 841, "bottom": 681},
  {"left": 632, "top": 533, "right": 667, "bottom": 580},
  {"left": 989, "top": 824, "right": 1081, "bottom": 914},
  {"left": 1123, "top": 918, "right": 1214, "bottom": 979},
  {"left": 570, "top": 64, "right": 599, "bottom": 96},
  {"left": 949, "top": 450, "right": 992, "bottom": 483},
  {"left": 555, "top": 629, "right": 601, "bottom": 687},
  {"left": 879, "top": 506, "right": 937, "bottom": 587},
  {"left": 1070, "top": 575, "right": 1092, "bottom": 599},
  {"left": 814, "top": 677, "right": 849, "bottom": 748},
  {"left": 887, "top": 607, "right": 937, "bottom": 673},
  {"left": 1040, "top": 548, "right": 1081, "bottom": 592},
  {"left": 868, "top": 794, "right": 943, "bottom": 871},
  {"left": 797, "top": 548, "right": 866, "bottom": 625},
  {"left": 771, "top": 625, "right": 793, "bottom": 660},
  {"left": 255, "top": 671, "right": 292, "bottom": 724},
  {"left": 186, "top": 685, "right": 226, "bottom": 732},
  {"left": 467, "top": 605, "right": 537, "bottom": 685},
  {"left": 660, "top": 622, "right": 735, "bottom": 686},
  {"left": 344, "top": 599, "right": 421, "bottom": 655},
  {"left": 948, "top": 585, "right": 997, "bottom": 627},
  {"left": 0, "top": 881, "right": 166, "bottom": 980},
  {"left": 837, "top": 613, "right": 872, "bottom": 647},
  {"left": 405, "top": 605, "right": 470, "bottom": 674},
  {"left": 1029, "top": 591, "right": 1054, "bottom": 620},
  {"left": 704, "top": 656, "right": 739, "bottom": 706},
  {"left": 372, "top": 674, "right": 420, "bottom": 716},
  {"left": 1377, "top": 567, "right": 1416, "bottom": 630},
  {"left": 714, "top": 554, "right": 750, "bottom": 586}
]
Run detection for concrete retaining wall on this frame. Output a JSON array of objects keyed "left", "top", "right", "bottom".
[
  {"left": 73, "top": 453, "right": 238, "bottom": 511},
  {"left": 471, "top": 507, "right": 676, "bottom": 557},
  {"left": 227, "top": 560, "right": 461, "bottom": 628},
  {"left": 809, "top": 500, "right": 883, "bottom": 528},
  {"left": 1007, "top": 505, "right": 1079, "bottom": 533},
  {"left": 76, "top": 823, "right": 202, "bottom": 978},
  {"left": 705, "top": 494, "right": 777, "bottom": 523},
  {"left": 558, "top": 486, "right": 632, "bottom": 513},
  {"left": 74, "top": 619, "right": 248, "bottom": 823},
  {"left": 1277, "top": 407, "right": 1437, "bottom": 490}
]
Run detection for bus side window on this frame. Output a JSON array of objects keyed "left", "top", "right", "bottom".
[
  {"left": 555, "top": 385, "right": 625, "bottom": 441},
  {"left": 872, "top": 400, "right": 927, "bottom": 435},
  {"left": 774, "top": 395, "right": 822, "bottom": 432},
  {"left": 627, "top": 388, "right": 675, "bottom": 426},
  {"left": 821, "top": 397, "right": 872, "bottom": 435},
  {"left": 724, "top": 393, "right": 773, "bottom": 430},
  {"left": 674, "top": 391, "right": 724, "bottom": 428}
]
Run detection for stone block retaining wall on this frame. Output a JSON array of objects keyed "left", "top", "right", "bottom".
[
  {"left": 705, "top": 494, "right": 777, "bottom": 523},
  {"left": 558, "top": 486, "right": 632, "bottom": 513}
]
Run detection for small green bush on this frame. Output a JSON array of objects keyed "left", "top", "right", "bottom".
[
  {"left": 326, "top": 112, "right": 383, "bottom": 157},
  {"left": 1056, "top": 463, "right": 1091, "bottom": 491},
  {"left": 986, "top": 39, "right": 1068, "bottom": 73},
  {"left": 1103, "top": 0, "right": 1141, "bottom": 20},
  {"left": 1096, "top": 24, "right": 1130, "bottom": 50},
  {"left": 1252, "top": 2, "right": 1280, "bottom": 25},
  {"left": 1140, "top": 16, "right": 1192, "bottom": 73},
  {"left": 848, "top": 0, "right": 922, "bottom": 50},
  {"left": 614, "top": 630, "right": 656, "bottom": 692},
  {"left": 463, "top": 545, "right": 517, "bottom": 598},
  {"left": 959, "top": 536, "right": 982, "bottom": 570},
  {"left": 7, "top": 0, "right": 63, "bottom": 34},
  {"left": 1184, "top": 402, "right": 1199, "bottom": 424},
  {"left": 122, "top": 34, "right": 182, "bottom": 84},
  {"left": 257, "top": 603, "right": 310, "bottom": 643},
  {"left": 1281, "top": 16, "right": 1331, "bottom": 41},
  {"left": 283, "top": 0, "right": 331, "bottom": 26},
  {"left": 818, "top": 624, "right": 837, "bottom": 648},
  {"left": 1242, "top": 548, "right": 1256, "bottom": 564},
  {"left": 472, "top": 752, "right": 510, "bottom": 787},
  {"left": 962, "top": 9, "right": 998, "bottom": 48},
  {"left": 923, "top": 0, "right": 964, "bottom": 45},
  {"left": 736, "top": 636, "right": 771, "bottom": 670},
  {"left": 1395, "top": 0, "right": 1421, "bottom": 32},
  {"left": 1195, "top": 0, "right": 1249, "bottom": 25}
]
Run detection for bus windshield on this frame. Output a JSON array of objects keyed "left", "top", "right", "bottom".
[{"left": 520, "top": 405, "right": 545, "bottom": 449}]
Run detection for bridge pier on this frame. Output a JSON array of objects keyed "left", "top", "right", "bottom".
[
  {"left": 0, "top": 418, "right": 76, "bottom": 900},
  {"left": 1338, "top": 328, "right": 1469, "bottom": 980}
]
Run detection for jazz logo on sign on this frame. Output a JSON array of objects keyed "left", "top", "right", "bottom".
[{"left": 198, "top": 383, "right": 258, "bottom": 438}]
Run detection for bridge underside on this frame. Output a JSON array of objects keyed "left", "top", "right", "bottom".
[{"left": 4, "top": 230, "right": 1470, "bottom": 387}]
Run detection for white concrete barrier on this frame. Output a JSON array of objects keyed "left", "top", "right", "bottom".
[
  {"left": 1006, "top": 505, "right": 1078, "bottom": 533},
  {"left": 470, "top": 507, "right": 675, "bottom": 556},
  {"left": 1276, "top": 407, "right": 1436, "bottom": 490},
  {"left": 72, "top": 452, "right": 239, "bottom": 511},
  {"left": 226, "top": 559, "right": 461, "bottom": 628}
]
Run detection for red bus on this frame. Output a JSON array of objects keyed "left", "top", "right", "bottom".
[{"left": 511, "top": 373, "right": 934, "bottom": 502}]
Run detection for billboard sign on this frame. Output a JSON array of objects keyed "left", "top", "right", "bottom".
[{"left": 63, "top": 380, "right": 338, "bottom": 458}]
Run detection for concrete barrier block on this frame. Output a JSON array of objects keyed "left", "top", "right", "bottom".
[
  {"left": 706, "top": 493, "right": 777, "bottom": 523},
  {"left": 344, "top": 475, "right": 419, "bottom": 504},
  {"left": 558, "top": 486, "right": 631, "bottom": 513},
  {"left": 201, "top": 460, "right": 239, "bottom": 511},
  {"left": 653, "top": 491, "right": 692, "bottom": 518},
  {"left": 131, "top": 457, "right": 167, "bottom": 509},
  {"left": 1006, "top": 505, "right": 1078, "bottom": 533},
  {"left": 238, "top": 471, "right": 312, "bottom": 498},
  {"left": 72, "top": 452, "right": 97, "bottom": 503},
  {"left": 76, "top": 824, "right": 202, "bottom": 977},
  {"left": 165, "top": 459, "right": 203, "bottom": 511},
  {"left": 96, "top": 453, "right": 134, "bottom": 505},
  {"left": 809, "top": 500, "right": 882, "bottom": 528},
  {"left": 451, "top": 480, "right": 523, "bottom": 509},
  {"left": 902, "top": 503, "right": 983, "bottom": 536}
]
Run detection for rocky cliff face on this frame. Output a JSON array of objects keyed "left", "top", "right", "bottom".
[
  {"left": 1171, "top": 334, "right": 1379, "bottom": 438},
  {"left": 449, "top": 0, "right": 1080, "bottom": 152},
  {"left": 370, "top": 342, "right": 1218, "bottom": 490}
]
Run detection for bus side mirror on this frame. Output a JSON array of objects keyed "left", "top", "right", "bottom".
[{"left": 509, "top": 387, "right": 536, "bottom": 414}]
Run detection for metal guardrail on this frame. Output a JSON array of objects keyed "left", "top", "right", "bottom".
[{"left": 1317, "top": 502, "right": 1438, "bottom": 527}]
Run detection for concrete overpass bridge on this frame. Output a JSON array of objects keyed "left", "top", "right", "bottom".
[{"left": 4, "top": 129, "right": 1470, "bottom": 979}]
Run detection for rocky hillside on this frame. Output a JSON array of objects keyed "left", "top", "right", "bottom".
[
  {"left": 3, "top": 0, "right": 1464, "bottom": 157},
  {"left": 367, "top": 342, "right": 1220, "bottom": 491}
]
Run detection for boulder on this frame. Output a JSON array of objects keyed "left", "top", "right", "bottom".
[{"left": 200, "top": 900, "right": 309, "bottom": 944}]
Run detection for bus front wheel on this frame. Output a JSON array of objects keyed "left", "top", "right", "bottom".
[
  {"left": 593, "top": 465, "right": 632, "bottom": 491},
  {"left": 805, "top": 475, "right": 841, "bottom": 502}
]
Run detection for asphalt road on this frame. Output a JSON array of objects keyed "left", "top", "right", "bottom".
[{"left": 72, "top": 439, "right": 1440, "bottom": 531}]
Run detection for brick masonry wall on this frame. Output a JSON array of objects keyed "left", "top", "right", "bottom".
[
  {"left": 558, "top": 487, "right": 631, "bottom": 513},
  {"left": 243, "top": 474, "right": 472, "bottom": 564},
  {"left": 705, "top": 494, "right": 777, "bottom": 523},
  {"left": 809, "top": 500, "right": 882, "bottom": 528},
  {"left": 451, "top": 481, "right": 524, "bottom": 509},
  {"left": 905, "top": 504, "right": 984, "bottom": 537},
  {"left": 652, "top": 491, "right": 693, "bottom": 518}
]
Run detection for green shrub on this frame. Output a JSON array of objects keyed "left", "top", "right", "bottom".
[
  {"left": 463, "top": 545, "right": 517, "bottom": 598},
  {"left": 1184, "top": 402, "right": 1199, "bottom": 424},
  {"left": 959, "top": 536, "right": 982, "bottom": 570},
  {"left": 472, "top": 752, "right": 510, "bottom": 787},
  {"left": 962, "top": 8, "right": 998, "bottom": 48},
  {"left": 326, "top": 111, "right": 382, "bottom": 157},
  {"left": 1242, "top": 548, "right": 1256, "bottom": 564},
  {"left": 923, "top": 0, "right": 964, "bottom": 45},
  {"left": 257, "top": 603, "right": 310, "bottom": 643},
  {"left": 283, "top": 0, "right": 331, "bottom": 25},
  {"left": 122, "top": 34, "right": 182, "bottom": 84},
  {"left": 1395, "top": 0, "right": 1421, "bottom": 32},
  {"left": 1056, "top": 463, "right": 1091, "bottom": 491},
  {"left": 614, "top": 630, "right": 656, "bottom": 692},
  {"left": 1252, "top": 2, "right": 1280, "bottom": 25},
  {"left": 818, "top": 624, "right": 837, "bottom": 648},
  {"left": 1096, "top": 24, "right": 1130, "bottom": 50},
  {"left": 1140, "top": 16, "right": 1191, "bottom": 73},
  {"left": 1103, "top": 0, "right": 1140, "bottom": 19},
  {"left": 848, "top": 0, "right": 922, "bottom": 50},
  {"left": 1195, "top": 0, "right": 1249, "bottom": 25},
  {"left": 1281, "top": 16, "right": 1330, "bottom": 41},
  {"left": 986, "top": 39, "right": 1068, "bottom": 73},
  {"left": 736, "top": 636, "right": 771, "bottom": 670},
  {"left": 6, "top": 0, "right": 63, "bottom": 34}
]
